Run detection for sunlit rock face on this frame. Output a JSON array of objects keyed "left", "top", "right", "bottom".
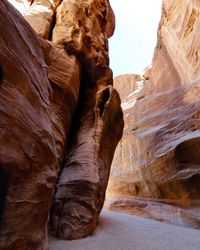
[
  {"left": 8, "top": 0, "right": 62, "bottom": 39},
  {"left": 0, "top": 0, "right": 123, "bottom": 248},
  {"left": 106, "top": 0, "right": 200, "bottom": 227}
]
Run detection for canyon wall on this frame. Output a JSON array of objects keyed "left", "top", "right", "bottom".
[
  {"left": 0, "top": 0, "right": 123, "bottom": 249},
  {"left": 107, "top": 0, "right": 200, "bottom": 227}
]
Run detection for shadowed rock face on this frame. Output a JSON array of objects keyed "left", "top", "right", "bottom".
[
  {"left": 106, "top": 0, "right": 200, "bottom": 227},
  {"left": 0, "top": 2, "right": 58, "bottom": 249},
  {"left": 0, "top": 0, "right": 123, "bottom": 249},
  {"left": 0, "top": 65, "right": 3, "bottom": 83},
  {"left": 51, "top": 86, "right": 123, "bottom": 240}
]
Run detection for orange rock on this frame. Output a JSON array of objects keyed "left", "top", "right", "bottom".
[
  {"left": 51, "top": 86, "right": 123, "bottom": 240},
  {"left": 106, "top": 0, "right": 200, "bottom": 227}
]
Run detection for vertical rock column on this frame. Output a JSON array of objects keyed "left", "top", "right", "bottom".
[{"left": 50, "top": 0, "right": 124, "bottom": 239}]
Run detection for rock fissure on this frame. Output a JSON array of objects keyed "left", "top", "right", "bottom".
[{"left": 1, "top": 0, "right": 200, "bottom": 248}]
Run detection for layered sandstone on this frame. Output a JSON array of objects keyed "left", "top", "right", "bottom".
[
  {"left": 51, "top": 86, "right": 123, "bottom": 240},
  {"left": 48, "top": 0, "right": 123, "bottom": 240},
  {"left": 107, "top": 0, "right": 200, "bottom": 227},
  {"left": 0, "top": 2, "right": 58, "bottom": 248},
  {"left": 0, "top": 0, "right": 123, "bottom": 249}
]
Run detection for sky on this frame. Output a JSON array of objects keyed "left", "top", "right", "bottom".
[{"left": 109, "top": 0, "right": 163, "bottom": 76}]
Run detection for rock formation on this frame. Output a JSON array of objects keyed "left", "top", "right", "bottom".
[
  {"left": 106, "top": 0, "right": 200, "bottom": 227},
  {"left": 50, "top": 86, "right": 123, "bottom": 240},
  {"left": 0, "top": 0, "right": 123, "bottom": 249}
]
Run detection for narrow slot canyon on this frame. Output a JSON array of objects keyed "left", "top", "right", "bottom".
[{"left": 0, "top": 0, "right": 200, "bottom": 250}]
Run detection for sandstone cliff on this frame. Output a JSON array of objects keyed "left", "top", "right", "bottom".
[
  {"left": 107, "top": 0, "right": 200, "bottom": 227},
  {"left": 0, "top": 0, "right": 123, "bottom": 249}
]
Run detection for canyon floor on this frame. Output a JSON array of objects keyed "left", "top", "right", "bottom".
[{"left": 49, "top": 210, "right": 200, "bottom": 250}]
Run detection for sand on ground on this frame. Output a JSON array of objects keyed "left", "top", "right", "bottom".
[{"left": 49, "top": 210, "right": 200, "bottom": 250}]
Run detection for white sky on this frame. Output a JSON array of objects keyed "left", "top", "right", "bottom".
[{"left": 109, "top": 0, "right": 163, "bottom": 76}]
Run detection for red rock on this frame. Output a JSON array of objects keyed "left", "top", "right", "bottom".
[
  {"left": 0, "top": 0, "right": 123, "bottom": 248},
  {"left": 43, "top": 41, "right": 80, "bottom": 165},
  {"left": 0, "top": 1, "right": 57, "bottom": 248}
]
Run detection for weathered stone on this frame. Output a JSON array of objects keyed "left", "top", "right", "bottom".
[
  {"left": 0, "top": 0, "right": 123, "bottom": 248},
  {"left": 43, "top": 41, "right": 80, "bottom": 165},
  {"left": 48, "top": 0, "right": 122, "bottom": 240},
  {"left": 52, "top": 0, "right": 115, "bottom": 87},
  {"left": 8, "top": 0, "right": 62, "bottom": 39},
  {"left": 0, "top": 1, "right": 79, "bottom": 249},
  {"left": 51, "top": 86, "right": 123, "bottom": 239},
  {"left": 106, "top": 0, "right": 200, "bottom": 227},
  {"left": 0, "top": 1, "right": 57, "bottom": 249}
]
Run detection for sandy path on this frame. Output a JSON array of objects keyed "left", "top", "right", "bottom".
[{"left": 49, "top": 210, "right": 200, "bottom": 250}]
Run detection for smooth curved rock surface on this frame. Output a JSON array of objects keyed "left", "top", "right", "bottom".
[
  {"left": 51, "top": 86, "right": 123, "bottom": 240},
  {"left": 0, "top": 1, "right": 57, "bottom": 249},
  {"left": 0, "top": 0, "right": 123, "bottom": 248},
  {"left": 43, "top": 41, "right": 80, "bottom": 165}
]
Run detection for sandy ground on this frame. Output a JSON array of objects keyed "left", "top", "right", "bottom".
[{"left": 49, "top": 210, "right": 200, "bottom": 250}]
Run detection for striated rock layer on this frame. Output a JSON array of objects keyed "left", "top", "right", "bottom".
[
  {"left": 0, "top": 0, "right": 123, "bottom": 249},
  {"left": 49, "top": 0, "right": 123, "bottom": 240},
  {"left": 107, "top": 0, "right": 200, "bottom": 227},
  {"left": 51, "top": 86, "right": 123, "bottom": 240}
]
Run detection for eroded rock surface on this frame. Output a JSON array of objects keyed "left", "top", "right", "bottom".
[
  {"left": 0, "top": 0, "right": 123, "bottom": 249},
  {"left": 0, "top": 1, "right": 58, "bottom": 249},
  {"left": 51, "top": 86, "right": 123, "bottom": 240},
  {"left": 8, "top": 0, "right": 61, "bottom": 39},
  {"left": 106, "top": 0, "right": 200, "bottom": 227},
  {"left": 48, "top": 0, "right": 122, "bottom": 241}
]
